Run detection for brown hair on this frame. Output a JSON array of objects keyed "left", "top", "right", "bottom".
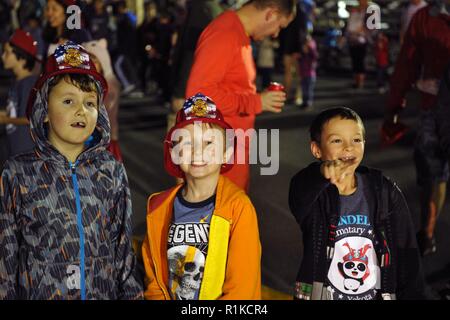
[
  {"left": 310, "top": 107, "right": 366, "bottom": 144},
  {"left": 47, "top": 73, "right": 100, "bottom": 104},
  {"left": 246, "top": 0, "right": 296, "bottom": 16}
]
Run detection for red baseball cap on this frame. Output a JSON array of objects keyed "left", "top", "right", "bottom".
[
  {"left": 164, "top": 93, "right": 235, "bottom": 178},
  {"left": 9, "top": 29, "right": 38, "bottom": 59},
  {"left": 27, "top": 41, "right": 108, "bottom": 118}
]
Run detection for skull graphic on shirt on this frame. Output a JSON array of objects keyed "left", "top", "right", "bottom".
[{"left": 168, "top": 245, "right": 205, "bottom": 300}]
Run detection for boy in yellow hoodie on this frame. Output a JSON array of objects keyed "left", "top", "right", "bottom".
[{"left": 142, "top": 93, "right": 261, "bottom": 300}]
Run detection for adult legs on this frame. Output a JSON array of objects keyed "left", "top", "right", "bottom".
[
  {"left": 283, "top": 54, "right": 301, "bottom": 102},
  {"left": 414, "top": 110, "right": 449, "bottom": 256},
  {"left": 349, "top": 44, "right": 367, "bottom": 88},
  {"left": 301, "top": 76, "right": 316, "bottom": 107}
]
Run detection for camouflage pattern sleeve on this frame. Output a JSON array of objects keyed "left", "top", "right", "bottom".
[
  {"left": 0, "top": 162, "right": 20, "bottom": 299},
  {"left": 112, "top": 164, "right": 144, "bottom": 300}
]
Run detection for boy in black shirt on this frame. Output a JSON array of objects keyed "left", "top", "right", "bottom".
[{"left": 289, "top": 107, "right": 425, "bottom": 300}]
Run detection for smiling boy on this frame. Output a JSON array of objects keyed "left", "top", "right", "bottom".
[
  {"left": 289, "top": 107, "right": 425, "bottom": 300},
  {"left": 142, "top": 93, "right": 261, "bottom": 300},
  {"left": 0, "top": 42, "right": 143, "bottom": 299}
]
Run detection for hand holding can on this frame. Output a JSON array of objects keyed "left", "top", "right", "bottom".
[{"left": 262, "top": 82, "right": 286, "bottom": 112}]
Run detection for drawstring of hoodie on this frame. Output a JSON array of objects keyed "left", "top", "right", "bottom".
[{"left": 326, "top": 222, "right": 337, "bottom": 261}]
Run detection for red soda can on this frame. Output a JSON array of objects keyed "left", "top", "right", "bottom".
[{"left": 267, "top": 82, "right": 285, "bottom": 92}]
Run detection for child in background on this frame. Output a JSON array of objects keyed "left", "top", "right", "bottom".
[
  {"left": 0, "top": 29, "right": 39, "bottom": 160},
  {"left": 289, "top": 107, "right": 425, "bottom": 300},
  {"left": 142, "top": 93, "right": 261, "bottom": 300},
  {"left": 0, "top": 42, "right": 143, "bottom": 299},
  {"left": 374, "top": 31, "right": 390, "bottom": 94},
  {"left": 298, "top": 34, "right": 318, "bottom": 109}
]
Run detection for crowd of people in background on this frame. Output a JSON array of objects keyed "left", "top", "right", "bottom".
[{"left": 0, "top": 0, "right": 417, "bottom": 107}]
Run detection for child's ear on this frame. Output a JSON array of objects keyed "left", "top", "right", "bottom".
[
  {"left": 310, "top": 141, "right": 322, "bottom": 160},
  {"left": 44, "top": 114, "right": 49, "bottom": 123},
  {"left": 265, "top": 7, "right": 276, "bottom": 22}
]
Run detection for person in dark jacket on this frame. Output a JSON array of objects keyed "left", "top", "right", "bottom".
[
  {"left": 289, "top": 107, "right": 425, "bottom": 300},
  {"left": 0, "top": 42, "right": 143, "bottom": 300}
]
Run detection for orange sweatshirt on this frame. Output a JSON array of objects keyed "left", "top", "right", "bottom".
[
  {"left": 186, "top": 10, "right": 262, "bottom": 133},
  {"left": 142, "top": 175, "right": 262, "bottom": 300}
]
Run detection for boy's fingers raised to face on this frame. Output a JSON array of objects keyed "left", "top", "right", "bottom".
[
  {"left": 328, "top": 164, "right": 337, "bottom": 183},
  {"left": 322, "top": 161, "right": 335, "bottom": 181},
  {"left": 334, "top": 159, "right": 345, "bottom": 168},
  {"left": 323, "top": 159, "right": 344, "bottom": 167},
  {"left": 340, "top": 159, "right": 357, "bottom": 175},
  {"left": 324, "top": 167, "right": 331, "bottom": 180},
  {"left": 322, "top": 159, "right": 336, "bottom": 167},
  {"left": 338, "top": 171, "right": 348, "bottom": 183}
]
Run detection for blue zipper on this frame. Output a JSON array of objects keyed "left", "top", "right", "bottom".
[{"left": 70, "top": 161, "right": 86, "bottom": 300}]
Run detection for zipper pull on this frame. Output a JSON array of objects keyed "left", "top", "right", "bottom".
[{"left": 69, "top": 161, "right": 77, "bottom": 174}]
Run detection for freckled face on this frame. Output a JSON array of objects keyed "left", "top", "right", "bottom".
[
  {"left": 175, "top": 123, "right": 226, "bottom": 180},
  {"left": 46, "top": 79, "right": 99, "bottom": 150}
]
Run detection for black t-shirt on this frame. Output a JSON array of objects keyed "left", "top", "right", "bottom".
[{"left": 327, "top": 173, "right": 381, "bottom": 300}]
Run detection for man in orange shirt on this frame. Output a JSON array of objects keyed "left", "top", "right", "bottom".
[{"left": 186, "top": 0, "right": 296, "bottom": 192}]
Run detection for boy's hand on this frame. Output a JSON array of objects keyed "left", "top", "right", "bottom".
[
  {"left": 261, "top": 91, "right": 286, "bottom": 113},
  {"left": 320, "top": 159, "right": 354, "bottom": 185}
]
